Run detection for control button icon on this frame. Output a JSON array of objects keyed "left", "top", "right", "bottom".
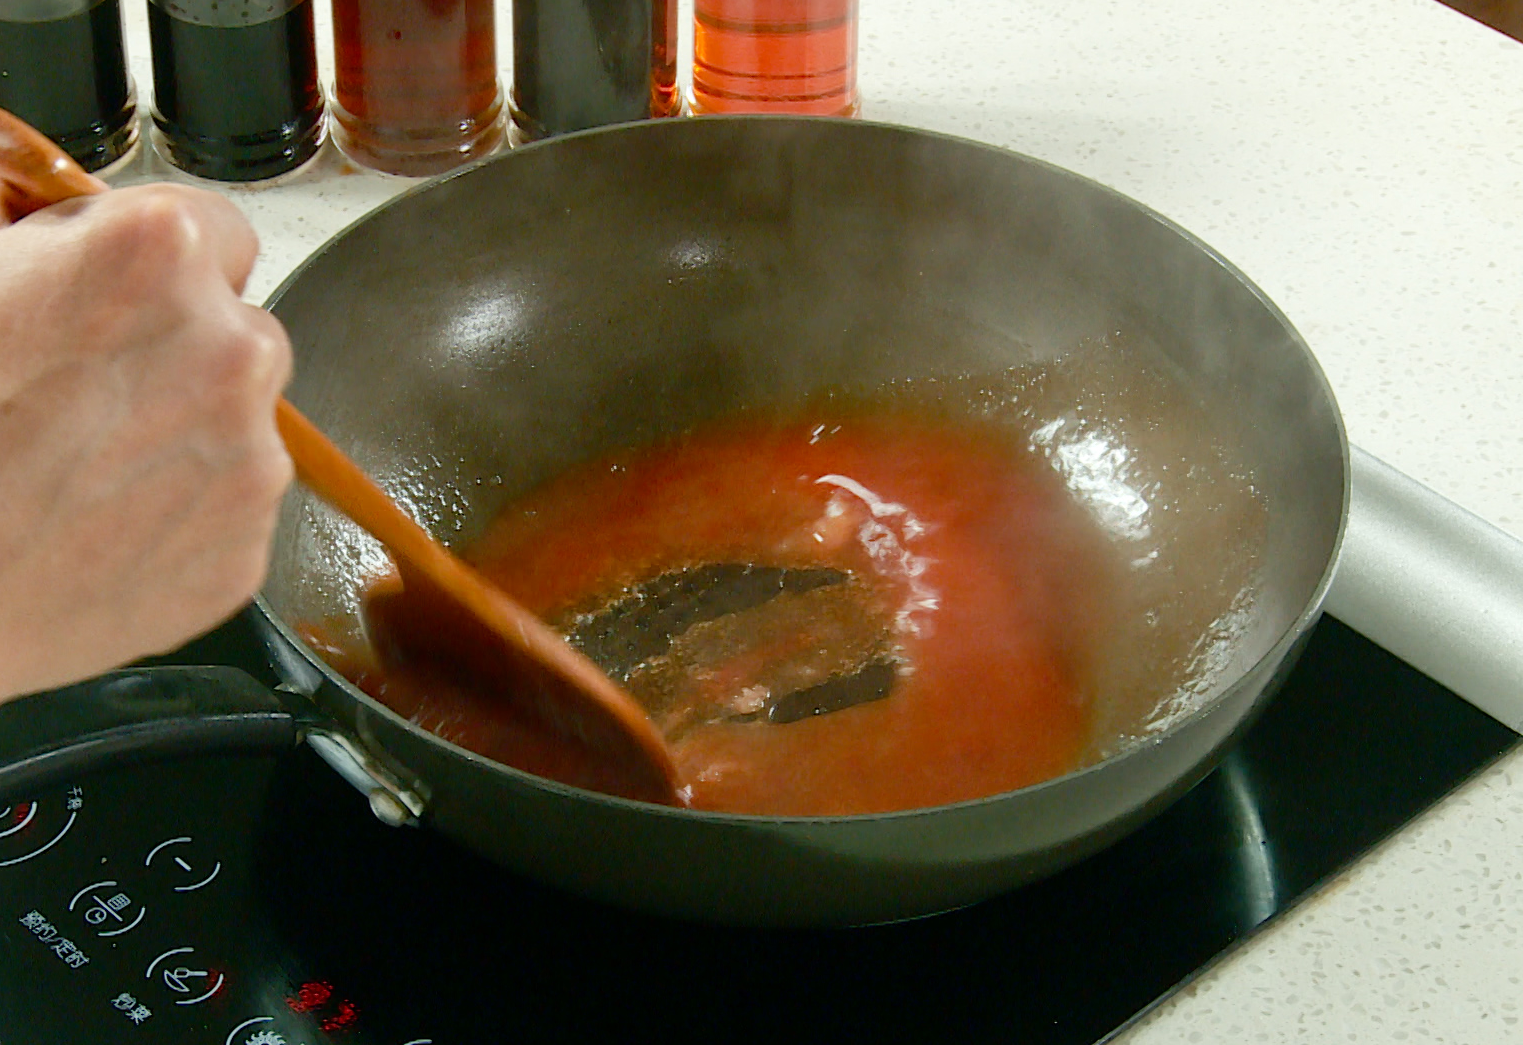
[
  {"left": 0, "top": 794, "right": 80, "bottom": 868},
  {"left": 224, "top": 1016, "right": 310, "bottom": 1045},
  {"left": 144, "top": 836, "right": 222, "bottom": 892},
  {"left": 68, "top": 880, "right": 146, "bottom": 937},
  {"left": 145, "top": 946, "right": 225, "bottom": 1005}
]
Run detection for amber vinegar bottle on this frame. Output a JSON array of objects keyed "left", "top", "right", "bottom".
[
  {"left": 650, "top": 0, "right": 679, "bottom": 120},
  {"left": 330, "top": 0, "right": 505, "bottom": 176},
  {"left": 692, "top": 0, "right": 858, "bottom": 116}
]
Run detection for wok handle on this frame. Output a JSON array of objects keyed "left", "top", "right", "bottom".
[
  {"left": 0, "top": 666, "right": 301, "bottom": 802},
  {"left": 1327, "top": 447, "right": 1523, "bottom": 734}
]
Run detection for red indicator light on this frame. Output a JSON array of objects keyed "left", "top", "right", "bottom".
[
  {"left": 12, "top": 803, "right": 32, "bottom": 826},
  {"left": 287, "top": 981, "right": 333, "bottom": 1014},
  {"left": 286, "top": 980, "right": 360, "bottom": 1034},
  {"left": 321, "top": 999, "right": 360, "bottom": 1033}
]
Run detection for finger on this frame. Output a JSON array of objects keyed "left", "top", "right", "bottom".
[
  {"left": 81, "top": 300, "right": 294, "bottom": 499},
  {"left": 152, "top": 185, "right": 262, "bottom": 297},
  {"left": 95, "top": 184, "right": 262, "bottom": 297},
  {"left": 240, "top": 302, "right": 295, "bottom": 401},
  {"left": 195, "top": 194, "right": 260, "bottom": 297},
  {"left": 0, "top": 183, "right": 18, "bottom": 228},
  {"left": 189, "top": 301, "right": 294, "bottom": 465}
]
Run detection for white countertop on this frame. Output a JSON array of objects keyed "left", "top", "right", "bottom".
[{"left": 113, "top": 0, "right": 1523, "bottom": 1039}]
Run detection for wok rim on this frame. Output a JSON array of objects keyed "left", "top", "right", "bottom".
[{"left": 258, "top": 114, "right": 1352, "bottom": 827}]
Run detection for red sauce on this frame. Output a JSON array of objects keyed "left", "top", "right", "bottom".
[{"left": 318, "top": 406, "right": 1119, "bottom": 815}]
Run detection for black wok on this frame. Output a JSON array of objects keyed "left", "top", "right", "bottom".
[{"left": 0, "top": 117, "right": 1346, "bottom": 926}]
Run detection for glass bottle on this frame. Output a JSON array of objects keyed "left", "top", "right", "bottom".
[
  {"left": 0, "top": 0, "right": 137, "bottom": 173},
  {"left": 650, "top": 0, "right": 679, "bottom": 120},
  {"left": 330, "top": 0, "right": 505, "bottom": 177},
  {"left": 510, "top": 0, "right": 679, "bottom": 145},
  {"left": 692, "top": 0, "right": 858, "bottom": 116},
  {"left": 147, "top": 0, "right": 325, "bottom": 181}
]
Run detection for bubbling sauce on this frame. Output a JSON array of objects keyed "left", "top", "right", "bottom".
[{"left": 306, "top": 348, "right": 1268, "bottom": 815}]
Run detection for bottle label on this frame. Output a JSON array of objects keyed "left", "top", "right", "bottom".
[{"left": 148, "top": 0, "right": 300, "bottom": 29}]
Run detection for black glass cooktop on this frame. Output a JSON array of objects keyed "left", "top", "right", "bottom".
[{"left": 0, "top": 613, "right": 1516, "bottom": 1045}]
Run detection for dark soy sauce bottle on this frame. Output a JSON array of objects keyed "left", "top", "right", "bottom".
[
  {"left": 147, "top": 0, "right": 324, "bottom": 181},
  {"left": 510, "top": 0, "right": 678, "bottom": 144},
  {"left": 0, "top": 0, "right": 138, "bottom": 173}
]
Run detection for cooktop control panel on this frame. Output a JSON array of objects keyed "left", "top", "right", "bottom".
[
  {"left": 1, "top": 615, "right": 1517, "bottom": 1045},
  {"left": 0, "top": 754, "right": 433, "bottom": 1045}
]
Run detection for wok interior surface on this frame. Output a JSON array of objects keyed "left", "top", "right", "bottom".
[{"left": 262, "top": 117, "right": 1345, "bottom": 923}]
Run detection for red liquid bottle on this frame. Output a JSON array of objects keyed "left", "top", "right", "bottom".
[
  {"left": 651, "top": 0, "right": 679, "bottom": 120},
  {"left": 330, "top": 0, "right": 505, "bottom": 176},
  {"left": 692, "top": 0, "right": 858, "bottom": 116},
  {"left": 0, "top": 0, "right": 138, "bottom": 173}
]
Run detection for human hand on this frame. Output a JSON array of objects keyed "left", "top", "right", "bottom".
[{"left": 0, "top": 184, "right": 293, "bottom": 700}]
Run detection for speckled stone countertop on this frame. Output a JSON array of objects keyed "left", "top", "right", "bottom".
[{"left": 111, "top": 0, "right": 1523, "bottom": 1039}]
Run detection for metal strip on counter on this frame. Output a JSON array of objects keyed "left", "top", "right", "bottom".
[{"left": 1325, "top": 446, "right": 1523, "bottom": 734}]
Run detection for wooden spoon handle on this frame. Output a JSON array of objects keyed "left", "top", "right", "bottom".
[
  {"left": 0, "top": 108, "right": 109, "bottom": 217},
  {"left": 273, "top": 400, "right": 452, "bottom": 576}
]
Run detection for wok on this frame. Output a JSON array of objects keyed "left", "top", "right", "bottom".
[{"left": 0, "top": 117, "right": 1347, "bottom": 926}]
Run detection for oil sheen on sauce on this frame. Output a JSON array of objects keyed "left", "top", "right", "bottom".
[{"left": 309, "top": 356, "right": 1268, "bottom": 816}]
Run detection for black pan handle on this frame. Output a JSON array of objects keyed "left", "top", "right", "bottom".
[{"left": 0, "top": 666, "right": 303, "bottom": 802}]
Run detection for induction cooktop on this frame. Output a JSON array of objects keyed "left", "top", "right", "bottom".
[{"left": 0, "top": 611, "right": 1516, "bottom": 1045}]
